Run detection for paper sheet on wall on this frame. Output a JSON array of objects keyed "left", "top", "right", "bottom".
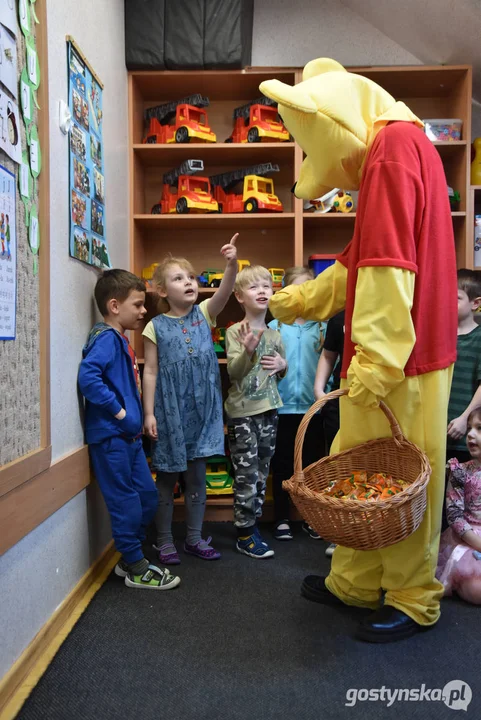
[
  {"left": 0, "top": 0, "right": 18, "bottom": 35},
  {"left": 0, "top": 23, "right": 18, "bottom": 97},
  {"left": 68, "top": 40, "right": 110, "bottom": 268},
  {"left": 0, "top": 87, "right": 21, "bottom": 163},
  {"left": 0, "top": 165, "right": 16, "bottom": 339},
  {"left": 18, "top": 0, "right": 29, "bottom": 37}
]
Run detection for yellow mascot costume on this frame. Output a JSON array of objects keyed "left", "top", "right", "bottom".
[{"left": 261, "top": 59, "right": 458, "bottom": 642}]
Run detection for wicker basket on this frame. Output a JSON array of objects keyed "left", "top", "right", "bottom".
[{"left": 283, "top": 389, "right": 431, "bottom": 551}]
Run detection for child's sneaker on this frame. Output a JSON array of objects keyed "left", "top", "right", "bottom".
[
  {"left": 274, "top": 521, "right": 293, "bottom": 541},
  {"left": 302, "top": 522, "right": 321, "bottom": 540},
  {"left": 325, "top": 543, "right": 337, "bottom": 557},
  {"left": 153, "top": 542, "right": 181, "bottom": 565},
  {"left": 124, "top": 563, "right": 180, "bottom": 590},
  {"left": 184, "top": 536, "right": 221, "bottom": 560},
  {"left": 237, "top": 531, "right": 275, "bottom": 558},
  {"left": 114, "top": 559, "right": 129, "bottom": 578}
]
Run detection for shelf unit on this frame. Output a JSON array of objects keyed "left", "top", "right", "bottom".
[
  {"left": 129, "top": 64, "right": 473, "bottom": 354},
  {"left": 129, "top": 64, "right": 473, "bottom": 518}
]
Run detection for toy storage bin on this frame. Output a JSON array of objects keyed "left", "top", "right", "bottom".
[
  {"left": 283, "top": 389, "right": 431, "bottom": 551},
  {"left": 308, "top": 254, "right": 336, "bottom": 277},
  {"left": 423, "top": 119, "right": 463, "bottom": 142}
]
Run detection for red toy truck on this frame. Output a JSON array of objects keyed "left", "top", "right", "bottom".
[
  {"left": 226, "top": 97, "right": 289, "bottom": 144},
  {"left": 151, "top": 160, "right": 218, "bottom": 214},
  {"left": 143, "top": 94, "right": 216, "bottom": 145},
  {"left": 210, "top": 163, "right": 283, "bottom": 213}
]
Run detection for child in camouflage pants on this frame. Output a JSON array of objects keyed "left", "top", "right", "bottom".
[{"left": 225, "top": 266, "right": 287, "bottom": 558}]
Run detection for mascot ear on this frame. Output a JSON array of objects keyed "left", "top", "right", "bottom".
[
  {"left": 259, "top": 80, "right": 317, "bottom": 114},
  {"left": 302, "top": 58, "right": 347, "bottom": 81}
]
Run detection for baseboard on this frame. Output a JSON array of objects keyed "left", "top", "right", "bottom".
[{"left": 0, "top": 540, "right": 119, "bottom": 720}]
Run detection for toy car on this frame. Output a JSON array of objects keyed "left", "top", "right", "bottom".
[
  {"left": 268, "top": 268, "right": 284, "bottom": 289},
  {"left": 143, "top": 94, "right": 216, "bottom": 144},
  {"left": 226, "top": 97, "right": 289, "bottom": 144},
  {"left": 304, "top": 188, "right": 353, "bottom": 214},
  {"left": 205, "top": 455, "right": 234, "bottom": 494},
  {"left": 210, "top": 163, "right": 283, "bottom": 213},
  {"left": 151, "top": 159, "right": 218, "bottom": 214},
  {"left": 211, "top": 327, "right": 226, "bottom": 356}
]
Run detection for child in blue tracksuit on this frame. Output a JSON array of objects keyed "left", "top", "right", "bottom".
[
  {"left": 268, "top": 267, "right": 326, "bottom": 541},
  {"left": 78, "top": 269, "right": 180, "bottom": 591}
]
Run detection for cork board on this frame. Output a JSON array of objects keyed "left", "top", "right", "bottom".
[{"left": 0, "top": 22, "right": 40, "bottom": 466}]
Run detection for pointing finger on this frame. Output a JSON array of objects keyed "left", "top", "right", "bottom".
[{"left": 229, "top": 233, "right": 239, "bottom": 246}]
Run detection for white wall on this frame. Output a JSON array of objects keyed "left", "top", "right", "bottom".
[
  {"left": 252, "top": 0, "right": 422, "bottom": 67},
  {"left": 0, "top": 0, "right": 128, "bottom": 679}
]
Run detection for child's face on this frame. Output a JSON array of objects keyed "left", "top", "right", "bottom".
[
  {"left": 236, "top": 276, "right": 273, "bottom": 313},
  {"left": 467, "top": 414, "right": 481, "bottom": 459},
  {"left": 114, "top": 290, "right": 147, "bottom": 331},
  {"left": 159, "top": 264, "right": 198, "bottom": 307},
  {"left": 457, "top": 288, "right": 479, "bottom": 323}
]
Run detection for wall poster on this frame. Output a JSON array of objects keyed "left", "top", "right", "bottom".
[
  {"left": 67, "top": 39, "right": 110, "bottom": 268},
  {"left": 0, "top": 165, "right": 16, "bottom": 339}
]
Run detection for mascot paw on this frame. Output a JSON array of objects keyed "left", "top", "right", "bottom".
[{"left": 347, "top": 377, "right": 379, "bottom": 409}]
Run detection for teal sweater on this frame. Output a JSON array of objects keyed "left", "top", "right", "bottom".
[{"left": 268, "top": 319, "right": 325, "bottom": 414}]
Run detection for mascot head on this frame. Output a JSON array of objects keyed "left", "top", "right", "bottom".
[{"left": 260, "top": 58, "right": 422, "bottom": 200}]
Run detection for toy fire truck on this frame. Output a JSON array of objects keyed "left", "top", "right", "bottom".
[
  {"left": 143, "top": 94, "right": 216, "bottom": 144},
  {"left": 209, "top": 163, "right": 283, "bottom": 213},
  {"left": 226, "top": 97, "right": 289, "bottom": 143},
  {"left": 151, "top": 159, "right": 218, "bottom": 214}
]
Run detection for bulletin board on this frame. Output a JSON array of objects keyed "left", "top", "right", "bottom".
[
  {"left": 67, "top": 38, "right": 110, "bottom": 269},
  {"left": 0, "top": 1, "right": 43, "bottom": 469}
]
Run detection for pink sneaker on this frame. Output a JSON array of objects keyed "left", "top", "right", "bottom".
[
  {"left": 184, "top": 536, "right": 221, "bottom": 560},
  {"left": 153, "top": 543, "right": 181, "bottom": 565}
]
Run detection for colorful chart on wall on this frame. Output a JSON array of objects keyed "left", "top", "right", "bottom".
[
  {"left": 0, "top": 165, "right": 16, "bottom": 339},
  {"left": 67, "top": 39, "right": 110, "bottom": 268}
]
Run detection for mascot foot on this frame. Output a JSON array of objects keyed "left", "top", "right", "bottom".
[
  {"left": 356, "top": 605, "right": 432, "bottom": 643},
  {"left": 301, "top": 575, "right": 345, "bottom": 606}
]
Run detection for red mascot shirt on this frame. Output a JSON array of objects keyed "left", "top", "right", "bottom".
[{"left": 337, "top": 121, "right": 457, "bottom": 378}]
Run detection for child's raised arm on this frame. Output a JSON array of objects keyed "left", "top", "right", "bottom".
[
  {"left": 142, "top": 337, "right": 159, "bottom": 439},
  {"left": 207, "top": 233, "right": 239, "bottom": 320}
]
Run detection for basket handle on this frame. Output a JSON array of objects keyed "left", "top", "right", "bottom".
[{"left": 292, "top": 388, "right": 405, "bottom": 484}]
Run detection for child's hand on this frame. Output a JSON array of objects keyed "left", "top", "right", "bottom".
[
  {"left": 144, "top": 413, "right": 158, "bottom": 440},
  {"left": 447, "top": 415, "right": 468, "bottom": 441},
  {"left": 237, "top": 321, "right": 263, "bottom": 357},
  {"left": 220, "top": 233, "right": 238, "bottom": 264},
  {"left": 261, "top": 352, "right": 286, "bottom": 377},
  {"left": 115, "top": 408, "right": 126, "bottom": 420}
]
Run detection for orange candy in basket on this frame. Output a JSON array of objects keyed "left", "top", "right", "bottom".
[{"left": 323, "top": 471, "right": 408, "bottom": 501}]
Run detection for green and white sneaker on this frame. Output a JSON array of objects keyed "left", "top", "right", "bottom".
[{"left": 124, "top": 563, "right": 180, "bottom": 590}]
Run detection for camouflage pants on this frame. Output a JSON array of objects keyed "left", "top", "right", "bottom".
[{"left": 227, "top": 410, "right": 278, "bottom": 531}]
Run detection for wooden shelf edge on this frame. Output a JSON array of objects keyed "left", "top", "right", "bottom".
[
  {"left": 132, "top": 142, "right": 295, "bottom": 151},
  {"left": 303, "top": 212, "right": 356, "bottom": 219},
  {"left": 134, "top": 213, "right": 295, "bottom": 221}
]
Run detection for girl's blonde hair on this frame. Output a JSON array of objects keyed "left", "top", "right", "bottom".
[
  {"left": 234, "top": 264, "right": 272, "bottom": 295},
  {"left": 152, "top": 255, "right": 196, "bottom": 313},
  {"left": 283, "top": 266, "right": 314, "bottom": 287}
]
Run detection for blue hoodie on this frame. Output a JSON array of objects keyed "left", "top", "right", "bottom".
[
  {"left": 78, "top": 323, "right": 143, "bottom": 444},
  {"left": 268, "top": 320, "right": 325, "bottom": 414}
]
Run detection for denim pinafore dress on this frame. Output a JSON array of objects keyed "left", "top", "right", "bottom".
[{"left": 151, "top": 304, "right": 224, "bottom": 472}]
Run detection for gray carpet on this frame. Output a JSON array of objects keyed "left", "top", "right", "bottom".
[{"left": 16, "top": 523, "right": 480, "bottom": 720}]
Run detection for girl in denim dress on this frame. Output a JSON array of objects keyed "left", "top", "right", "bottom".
[{"left": 143, "top": 235, "right": 238, "bottom": 565}]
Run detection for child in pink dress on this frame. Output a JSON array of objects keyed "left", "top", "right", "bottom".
[{"left": 436, "top": 406, "right": 481, "bottom": 604}]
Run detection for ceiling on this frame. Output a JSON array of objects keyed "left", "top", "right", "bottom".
[{"left": 342, "top": 0, "right": 481, "bottom": 103}]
